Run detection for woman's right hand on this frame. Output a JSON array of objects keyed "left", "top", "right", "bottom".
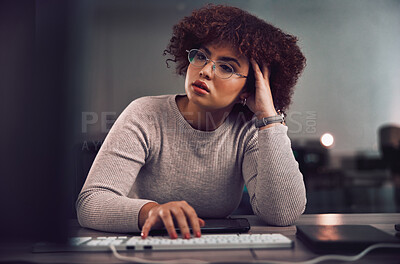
[{"left": 140, "top": 201, "right": 205, "bottom": 239}]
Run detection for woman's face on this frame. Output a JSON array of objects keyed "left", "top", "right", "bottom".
[{"left": 184, "top": 42, "right": 250, "bottom": 111}]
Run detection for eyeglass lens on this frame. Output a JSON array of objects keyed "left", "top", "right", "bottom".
[{"left": 188, "top": 49, "right": 234, "bottom": 79}]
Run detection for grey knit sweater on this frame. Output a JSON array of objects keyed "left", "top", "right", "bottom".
[{"left": 76, "top": 94, "right": 306, "bottom": 233}]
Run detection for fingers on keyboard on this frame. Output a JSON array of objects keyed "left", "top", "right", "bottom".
[
  {"left": 159, "top": 209, "right": 178, "bottom": 239},
  {"left": 141, "top": 216, "right": 159, "bottom": 239},
  {"left": 171, "top": 207, "right": 191, "bottom": 239},
  {"left": 181, "top": 202, "right": 203, "bottom": 238}
]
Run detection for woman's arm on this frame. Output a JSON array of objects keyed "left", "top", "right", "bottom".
[
  {"left": 76, "top": 98, "right": 205, "bottom": 237},
  {"left": 242, "top": 60, "right": 306, "bottom": 226},
  {"left": 76, "top": 100, "right": 155, "bottom": 233},
  {"left": 242, "top": 125, "right": 306, "bottom": 226}
]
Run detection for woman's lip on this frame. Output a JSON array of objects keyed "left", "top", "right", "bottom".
[
  {"left": 193, "top": 80, "right": 210, "bottom": 92},
  {"left": 192, "top": 84, "right": 209, "bottom": 95}
]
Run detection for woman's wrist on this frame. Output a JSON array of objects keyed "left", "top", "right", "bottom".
[
  {"left": 258, "top": 122, "right": 281, "bottom": 130},
  {"left": 255, "top": 110, "right": 278, "bottom": 120},
  {"left": 253, "top": 104, "right": 278, "bottom": 119},
  {"left": 138, "top": 202, "right": 159, "bottom": 229},
  {"left": 255, "top": 109, "right": 285, "bottom": 130}
]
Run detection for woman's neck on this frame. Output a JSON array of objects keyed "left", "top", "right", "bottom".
[{"left": 176, "top": 96, "right": 232, "bottom": 131}]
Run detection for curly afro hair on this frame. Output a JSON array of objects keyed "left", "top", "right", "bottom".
[{"left": 164, "top": 4, "right": 306, "bottom": 112}]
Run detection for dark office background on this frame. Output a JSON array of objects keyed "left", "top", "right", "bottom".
[{"left": 1, "top": 0, "right": 400, "bottom": 233}]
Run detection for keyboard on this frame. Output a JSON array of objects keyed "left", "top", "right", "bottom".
[{"left": 66, "top": 233, "right": 293, "bottom": 252}]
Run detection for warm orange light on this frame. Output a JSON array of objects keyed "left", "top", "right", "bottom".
[{"left": 316, "top": 214, "right": 344, "bottom": 225}]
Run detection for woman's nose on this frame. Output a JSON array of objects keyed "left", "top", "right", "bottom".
[{"left": 199, "top": 61, "right": 214, "bottom": 79}]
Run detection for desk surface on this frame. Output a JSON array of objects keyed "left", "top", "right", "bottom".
[{"left": 1, "top": 213, "right": 399, "bottom": 264}]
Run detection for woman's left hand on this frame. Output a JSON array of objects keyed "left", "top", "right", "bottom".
[{"left": 245, "top": 59, "right": 278, "bottom": 121}]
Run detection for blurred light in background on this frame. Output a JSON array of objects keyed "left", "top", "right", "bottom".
[
  {"left": 321, "top": 133, "right": 334, "bottom": 148},
  {"left": 316, "top": 214, "right": 344, "bottom": 225}
]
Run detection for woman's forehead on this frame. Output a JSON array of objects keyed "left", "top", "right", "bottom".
[{"left": 201, "top": 42, "right": 248, "bottom": 63}]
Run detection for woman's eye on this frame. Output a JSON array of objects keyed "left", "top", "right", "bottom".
[
  {"left": 196, "top": 54, "right": 207, "bottom": 61},
  {"left": 219, "top": 64, "right": 233, "bottom": 73}
]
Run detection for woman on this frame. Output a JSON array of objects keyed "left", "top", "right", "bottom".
[{"left": 76, "top": 4, "right": 307, "bottom": 240}]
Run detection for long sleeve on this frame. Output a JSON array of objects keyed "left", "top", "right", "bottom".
[
  {"left": 76, "top": 95, "right": 305, "bottom": 233},
  {"left": 76, "top": 100, "right": 156, "bottom": 233},
  {"left": 242, "top": 124, "right": 306, "bottom": 226}
]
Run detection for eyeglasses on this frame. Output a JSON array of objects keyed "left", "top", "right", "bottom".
[{"left": 186, "top": 49, "right": 247, "bottom": 79}]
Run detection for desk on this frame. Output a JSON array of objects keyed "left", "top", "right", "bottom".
[{"left": 0, "top": 214, "right": 399, "bottom": 264}]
